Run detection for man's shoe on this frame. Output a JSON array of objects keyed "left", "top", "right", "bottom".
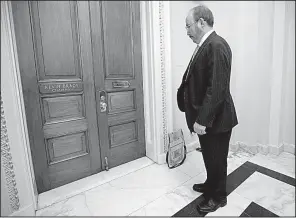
[
  {"left": 197, "top": 198, "right": 227, "bottom": 213},
  {"left": 192, "top": 183, "right": 207, "bottom": 193}
]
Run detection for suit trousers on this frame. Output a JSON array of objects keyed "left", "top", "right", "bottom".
[{"left": 198, "top": 129, "right": 232, "bottom": 201}]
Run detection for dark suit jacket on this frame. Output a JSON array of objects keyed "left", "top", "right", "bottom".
[{"left": 179, "top": 31, "right": 238, "bottom": 134}]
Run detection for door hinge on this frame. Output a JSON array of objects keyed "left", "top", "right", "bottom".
[{"left": 104, "top": 157, "right": 109, "bottom": 171}]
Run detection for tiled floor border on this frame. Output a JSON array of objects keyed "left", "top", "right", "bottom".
[
  {"left": 240, "top": 202, "right": 279, "bottom": 217},
  {"left": 173, "top": 161, "right": 295, "bottom": 217}
]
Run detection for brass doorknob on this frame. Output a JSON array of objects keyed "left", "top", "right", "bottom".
[
  {"left": 99, "top": 90, "right": 107, "bottom": 113},
  {"left": 100, "top": 100, "right": 107, "bottom": 112}
]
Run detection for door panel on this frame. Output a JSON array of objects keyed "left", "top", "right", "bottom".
[
  {"left": 102, "top": 2, "right": 134, "bottom": 78},
  {"left": 90, "top": 1, "right": 145, "bottom": 169},
  {"left": 30, "top": 1, "right": 81, "bottom": 79},
  {"left": 110, "top": 121, "right": 137, "bottom": 147},
  {"left": 42, "top": 95, "right": 84, "bottom": 124},
  {"left": 47, "top": 132, "right": 88, "bottom": 162},
  {"left": 107, "top": 90, "right": 135, "bottom": 114},
  {"left": 11, "top": 1, "right": 102, "bottom": 193}
]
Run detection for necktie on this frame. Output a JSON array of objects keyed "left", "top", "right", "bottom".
[{"left": 185, "top": 45, "right": 200, "bottom": 81}]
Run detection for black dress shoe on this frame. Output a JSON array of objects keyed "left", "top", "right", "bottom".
[
  {"left": 192, "top": 183, "right": 207, "bottom": 193},
  {"left": 197, "top": 198, "right": 227, "bottom": 213}
]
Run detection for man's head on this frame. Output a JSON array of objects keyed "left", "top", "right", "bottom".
[{"left": 185, "top": 5, "right": 214, "bottom": 44}]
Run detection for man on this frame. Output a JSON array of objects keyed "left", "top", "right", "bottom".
[{"left": 177, "top": 5, "right": 238, "bottom": 213}]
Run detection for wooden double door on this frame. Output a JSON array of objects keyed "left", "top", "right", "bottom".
[{"left": 11, "top": 1, "right": 145, "bottom": 193}]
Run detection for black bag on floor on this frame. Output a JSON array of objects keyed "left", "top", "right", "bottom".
[{"left": 166, "top": 129, "right": 187, "bottom": 169}]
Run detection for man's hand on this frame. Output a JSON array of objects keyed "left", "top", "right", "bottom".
[{"left": 193, "top": 122, "right": 206, "bottom": 135}]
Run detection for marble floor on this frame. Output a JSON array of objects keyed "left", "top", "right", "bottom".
[{"left": 36, "top": 148, "right": 295, "bottom": 217}]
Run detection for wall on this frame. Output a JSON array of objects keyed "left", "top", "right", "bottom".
[
  {"left": 169, "top": 1, "right": 295, "bottom": 148},
  {"left": 1, "top": 1, "right": 37, "bottom": 216},
  {"left": 280, "top": 1, "right": 295, "bottom": 146}
]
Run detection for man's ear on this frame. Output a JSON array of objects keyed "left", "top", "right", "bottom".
[{"left": 199, "top": 18, "right": 206, "bottom": 26}]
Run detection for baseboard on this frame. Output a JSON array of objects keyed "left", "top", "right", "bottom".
[
  {"left": 236, "top": 142, "right": 259, "bottom": 155},
  {"left": 230, "top": 141, "right": 295, "bottom": 156},
  {"left": 157, "top": 141, "right": 199, "bottom": 165},
  {"left": 10, "top": 204, "right": 35, "bottom": 216},
  {"left": 157, "top": 153, "right": 166, "bottom": 164},
  {"left": 283, "top": 143, "right": 295, "bottom": 155},
  {"left": 268, "top": 144, "right": 285, "bottom": 156},
  {"left": 159, "top": 141, "right": 294, "bottom": 164}
]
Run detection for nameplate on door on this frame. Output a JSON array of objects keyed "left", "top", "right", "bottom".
[
  {"left": 112, "top": 81, "right": 130, "bottom": 88},
  {"left": 39, "top": 82, "right": 83, "bottom": 94}
]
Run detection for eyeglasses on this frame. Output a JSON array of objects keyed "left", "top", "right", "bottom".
[
  {"left": 185, "top": 21, "right": 197, "bottom": 30},
  {"left": 185, "top": 18, "right": 205, "bottom": 30}
]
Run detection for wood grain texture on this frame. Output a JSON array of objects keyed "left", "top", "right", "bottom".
[
  {"left": 108, "top": 90, "right": 135, "bottom": 114},
  {"left": 30, "top": 1, "right": 81, "bottom": 80},
  {"left": 42, "top": 95, "right": 84, "bottom": 124},
  {"left": 76, "top": 1, "right": 102, "bottom": 175},
  {"left": 11, "top": 1, "right": 51, "bottom": 192},
  {"left": 47, "top": 132, "right": 87, "bottom": 164},
  {"left": 102, "top": 1, "right": 134, "bottom": 78},
  {"left": 110, "top": 121, "right": 137, "bottom": 147},
  {"left": 12, "top": 0, "right": 145, "bottom": 191},
  {"left": 11, "top": 1, "right": 102, "bottom": 192},
  {"left": 90, "top": 1, "right": 145, "bottom": 169},
  {"left": 48, "top": 154, "right": 91, "bottom": 189}
]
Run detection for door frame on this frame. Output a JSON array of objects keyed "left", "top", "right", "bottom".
[{"left": 1, "top": 0, "right": 173, "bottom": 214}]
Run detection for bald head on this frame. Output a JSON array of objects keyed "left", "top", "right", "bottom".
[{"left": 188, "top": 5, "right": 214, "bottom": 27}]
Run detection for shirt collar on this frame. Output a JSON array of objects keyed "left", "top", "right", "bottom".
[{"left": 198, "top": 29, "right": 214, "bottom": 47}]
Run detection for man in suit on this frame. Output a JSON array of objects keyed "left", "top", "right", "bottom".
[{"left": 178, "top": 5, "right": 238, "bottom": 213}]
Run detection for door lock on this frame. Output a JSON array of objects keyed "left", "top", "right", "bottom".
[{"left": 99, "top": 90, "right": 107, "bottom": 113}]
